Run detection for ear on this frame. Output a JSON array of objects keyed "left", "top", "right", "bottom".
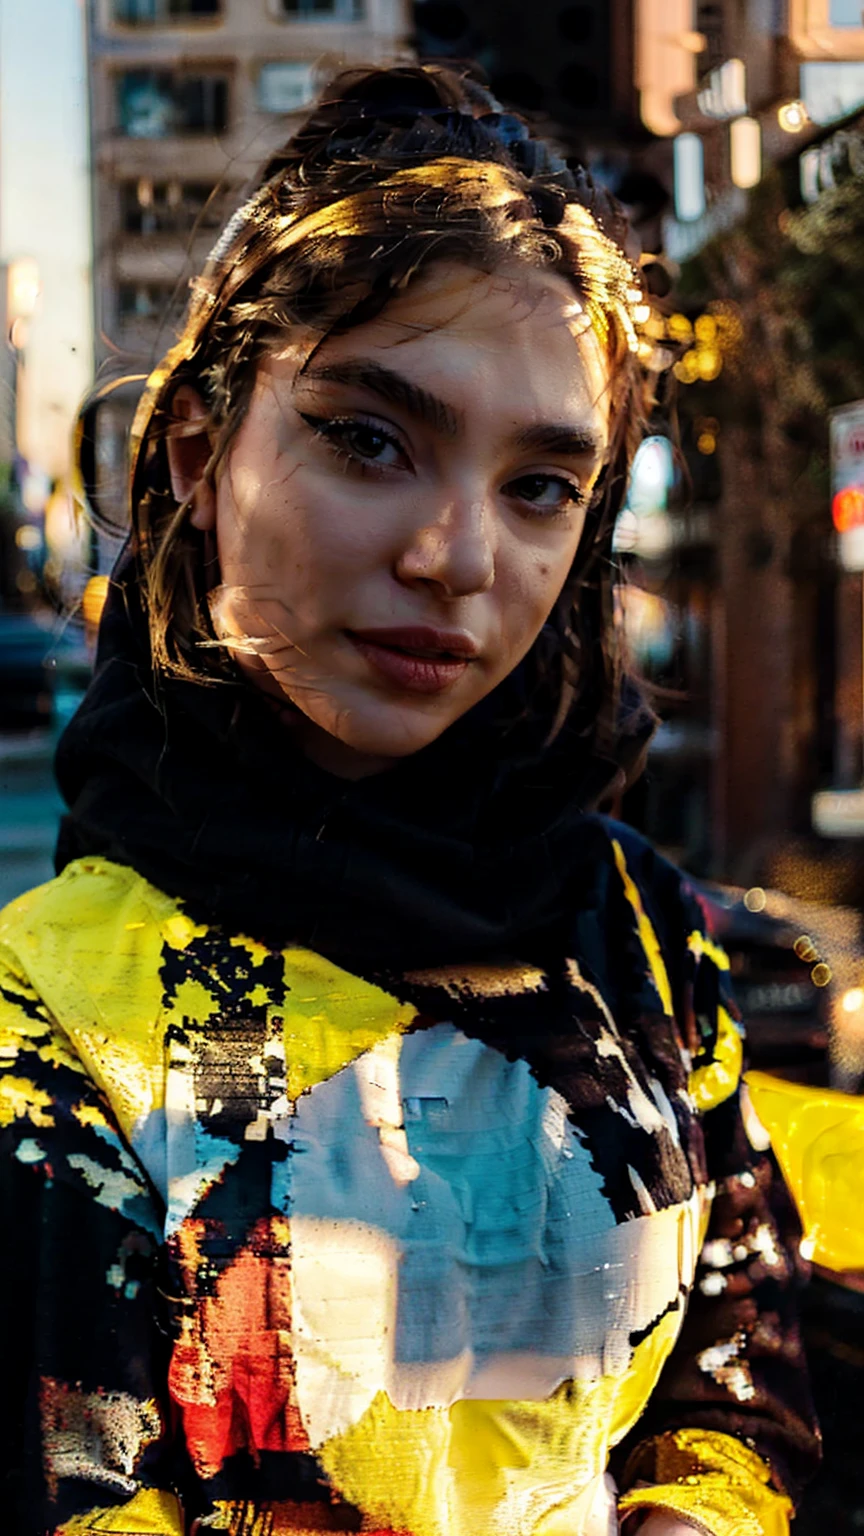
[{"left": 166, "top": 384, "right": 217, "bottom": 531}]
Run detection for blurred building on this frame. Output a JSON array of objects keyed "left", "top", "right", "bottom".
[
  {"left": 661, "top": 0, "right": 864, "bottom": 262},
  {"left": 612, "top": 3, "right": 864, "bottom": 889},
  {"left": 84, "top": 0, "right": 411, "bottom": 536},
  {"left": 0, "top": 264, "right": 21, "bottom": 611},
  {"left": 413, "top": 0, "right": 639, "bottom": 144},
  {"left": 87, "top": 0, "right": 412, "bottom": 373},
  {"left": 414, "top": 0, "right": 679, "bottom": 254},
  {"left": 0, "top": 266, "right": 14, "bottom": 474}
]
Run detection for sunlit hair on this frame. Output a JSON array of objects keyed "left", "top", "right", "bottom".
[{"left": 82, "top": 64, "right": 656, "bottom": 776}]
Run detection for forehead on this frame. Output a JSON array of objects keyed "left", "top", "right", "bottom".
[{"left": 271, "top": 261, "right": 613, "bottom": 434}]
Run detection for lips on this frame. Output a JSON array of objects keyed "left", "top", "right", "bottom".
[{"left": 347, "top": 626, "right": 479, "bottom": 695}]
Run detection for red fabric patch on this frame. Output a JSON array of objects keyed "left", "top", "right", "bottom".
[{"left": 168, "top": 1216, "right": 310, "bottom": 1476}]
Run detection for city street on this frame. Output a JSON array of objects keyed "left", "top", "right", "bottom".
[{"left": 0, "top": 730, "right": 63, "bottom": 909}]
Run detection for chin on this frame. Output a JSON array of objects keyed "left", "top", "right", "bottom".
[
  {"left": 332, "top": 714, "right": 452, "bottom": 761},
  {"left": 287, "top": 692, "right": 458, "bottom": 776}
]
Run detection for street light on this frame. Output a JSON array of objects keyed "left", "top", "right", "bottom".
[{"left": 778, "top": 100, "right": 809, "bottom": 133}]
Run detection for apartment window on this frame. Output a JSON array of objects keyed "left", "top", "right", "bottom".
[
  {"left": 114, "top": 0, "right": 221, "bottom": 21},
  {"left": 801, "top": 60, "right": 864, "bottom": 124},
  {"left": 279, "top": 0, "right": 364, "bottom": 20},
  {"left": 117, "top": 282, "right": 178, "bottom": 321},
  {"left": 121, "top": 179, "right": 225, "bottom": 235},
  {"left": 117, "top": 70, "right": 229, "bottom": 137},
  {"left": 258, "top": 62, "right": 316, "bottom": 112}
]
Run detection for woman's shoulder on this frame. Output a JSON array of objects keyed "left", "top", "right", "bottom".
[
  {"left": 0, "top": 857, "right": 206, "bottom": 1031},
  {"left": 587, "top": 813, "right": 713, "bottom": 949},
  {"left": 2, "top": 853, "right": 187, "bottom": 958},
  {"left": 1, "top": 855, "right": 181, "bottom": 937}
]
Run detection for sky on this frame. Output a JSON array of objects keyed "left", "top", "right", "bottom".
[{"left": 0, "top": 0, "right": 92, "bottom": 480}]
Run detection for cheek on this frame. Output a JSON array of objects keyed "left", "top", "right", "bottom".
[
  {"left": 216, "top": 456, "right": 384, "bottom": 617},
  {"left": 496, "top": 538, "right": 578, "bottom": 650}
]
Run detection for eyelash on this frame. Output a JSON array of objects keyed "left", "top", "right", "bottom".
[
  {"left": 299, "top": 412, "right": 407, "bottom": 474},
  {"left": 298, "top": 411, "right": 586, "bottom": 518}
]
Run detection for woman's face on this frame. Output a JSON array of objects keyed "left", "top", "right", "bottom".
[{"left": 176, "top": 261, "right": 613, "bottom": 777}]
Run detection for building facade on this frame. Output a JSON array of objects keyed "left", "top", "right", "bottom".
[
  {"left": 624, "top": 1, "right": 864, "bottom": 886},
  {"left": 87, "top": 0, "right": 412, "bottom": 375}
]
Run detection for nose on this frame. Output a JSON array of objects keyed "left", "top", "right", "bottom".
[{"left": 395, "top": 492, "right": 496, "bottom": 598}]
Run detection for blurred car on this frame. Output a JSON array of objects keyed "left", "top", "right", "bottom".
[
  {"left": 0, "top": 609, "right": 91, "bottom": 731},
  {"left": 695, "top": 882, "right": 831, "bottom": 1083}
]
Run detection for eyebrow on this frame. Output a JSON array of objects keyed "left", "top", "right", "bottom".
[
  {"left": 514, "top": 423, "right": 604, "bottom": 458},
  {"left": 299, "top": 359, "right": 463, "bottom": 439},
  {"left": 299, "top": 357, "right": 603, "bottom": 459}
]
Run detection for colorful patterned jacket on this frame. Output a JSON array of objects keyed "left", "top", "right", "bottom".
[{"left": 0, "top": 821, "right": 819, "bottom": 1536}]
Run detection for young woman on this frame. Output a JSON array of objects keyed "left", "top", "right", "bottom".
[{"left": 0, "top": 65, "right": 818, "bottom": 1536}]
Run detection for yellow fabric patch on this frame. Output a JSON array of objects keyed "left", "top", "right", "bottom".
[
  {"left": 0, "top": 1012, "right": 49, "bottom": 1062},
  {"left": 317, "top": 1304, "right": 686, "bottom": 1536},
  {"left": 0, "top": 859, "right": 417, "bottom": 1144},
  {"left": 0, "top": 1074, "right": 54, "bottom": 1128},
  {"left": 0, "top": 954, "right": 89, "bottom": 1082},
  {"left": 1, "top": 860, "right": 174, "bottom": 1141},
  {"left": 688, "top": 1007, "right": 743, "bottom": 1115},
  {"left": 160, "top": 910, "right": 209, "bottom": 951},
  {"left": 618, "top": 1428, "right": 793, "bottom": 1536},
  {"left": 687, "top": 929, "right": 731, "bottom": 972},
  {"left": 72, "top": 1100, "right": 113, "bottom": 1132},
  {"left": 747, "top": 1069, "right": 864, "bottom": 1272},
  {"left": 611, "top": 840, "right": 674, "bottom": 1018},
  {"left": 0, "top": 959, "right": 52, "bottom": 1064},
  {"left": 229, "top": 932, "right": 273, "bottom": 964},
  {"left": 279, "top": 947, "right": 417, "bottom": 1104},
  {"left": 166, "top": 976, "right": 221, "bottom": 1027},
  {"left": 57, "top": 1487, "right": 183, "bottom": 1533}
]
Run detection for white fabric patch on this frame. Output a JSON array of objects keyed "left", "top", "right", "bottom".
[{"left": 281, "top": 1024, "right": 701, "bottom": 1447}]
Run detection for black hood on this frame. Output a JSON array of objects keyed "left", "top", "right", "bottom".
[{"left": 55, "top": 549, "right": 653, "bottom": 971}]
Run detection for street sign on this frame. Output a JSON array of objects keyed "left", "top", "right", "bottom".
[{"left": 831, "top": 400, "right": 864, "bottom": 570}]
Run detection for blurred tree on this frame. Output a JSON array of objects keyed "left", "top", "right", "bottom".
[
  {"left": 668, "top": 152, "right": 864, "bottom": 873},
  {"left": 679, "top": 149, "right": 864, "bottom": 498}
]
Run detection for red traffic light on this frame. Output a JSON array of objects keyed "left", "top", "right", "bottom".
[{"left": 832, "top": 486, "right": 864, "bottom": 532}]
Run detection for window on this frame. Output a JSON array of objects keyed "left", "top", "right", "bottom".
[
  {"left": 114, "top": 0, "right": 221, "bottom": 21},
  {"left": 829, "top": 0, "right": 862, "bottom": 22},
  {"left": 117, "top": 282, "right": 178, "bottom": 322},
  {"left": 258, "top": 63, "right": 316, "bottom": 112},
  {"left": 279, "top": 0, "right": 364, "bottom": 19},
  {"left": 801, "top": 60, "right": 864, "bottom": 124},
  {"left": 117, "top": 71, "right": 229, "bottom": 137},
  {"left": 121, "top": 179, "right": 225, "bottom": 235}
]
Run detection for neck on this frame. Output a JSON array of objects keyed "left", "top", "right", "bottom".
[{"left": 272, "top": 702, "right": 397, "bottom": 781}]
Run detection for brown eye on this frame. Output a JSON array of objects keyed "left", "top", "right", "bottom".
[
  {"left": 339, "top": 424, "right": 398, "bottom": 462},
  {"left": 300, "top": 413, "right": 408, "bottom": 470},
  {"left": 504, "top": 474, "right": 584, "bottom": 514}
]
